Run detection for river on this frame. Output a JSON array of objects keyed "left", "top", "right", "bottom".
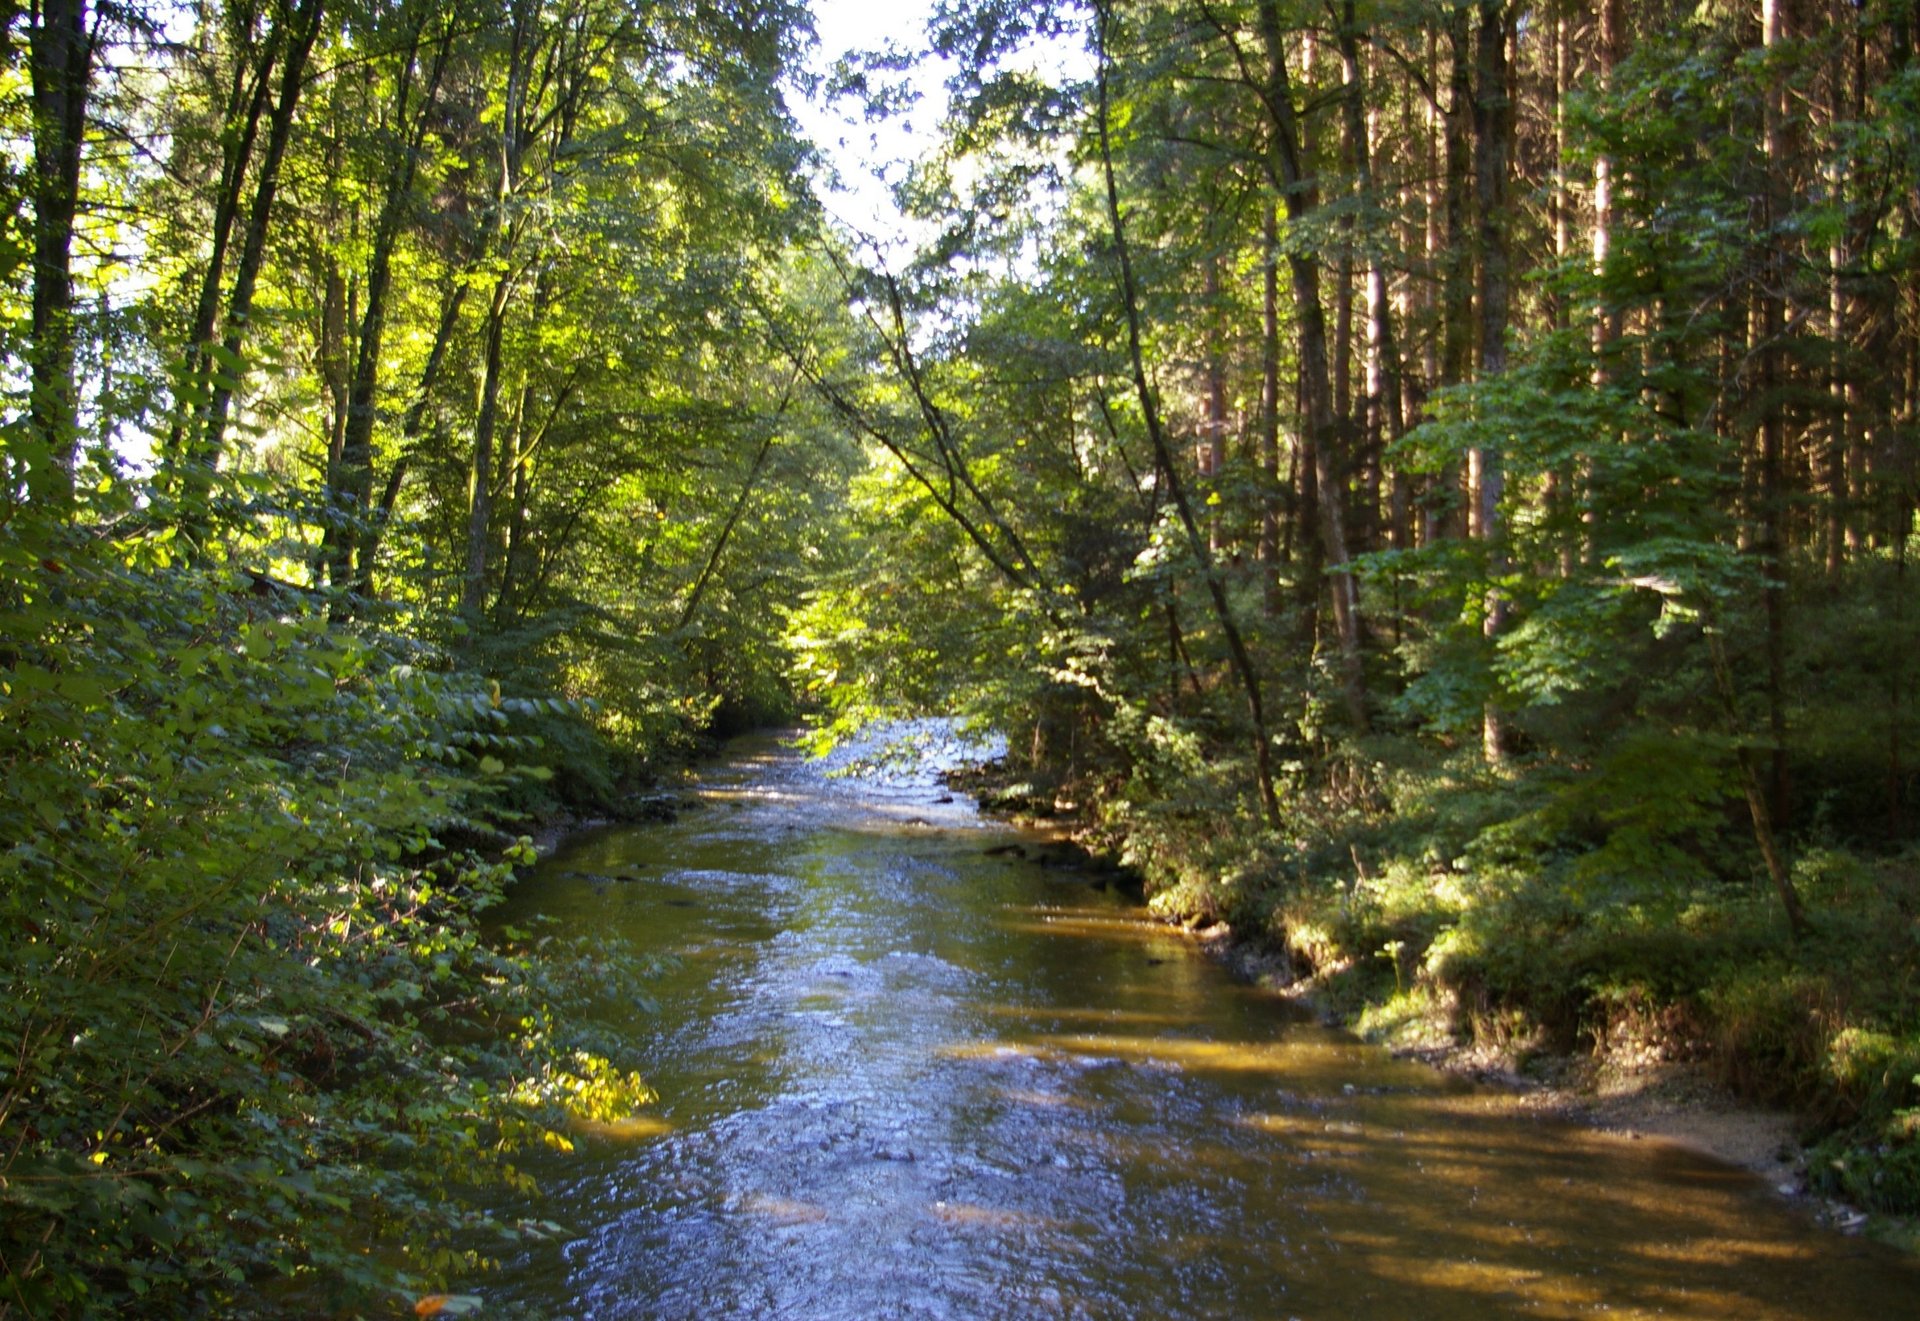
[{"left": 492, "top": 731, "right": 1918, "bottom": 1318}]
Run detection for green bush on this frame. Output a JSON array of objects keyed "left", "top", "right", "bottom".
[
  {"left": 1810, "top": 1119, "right": 1920, "bottom": 1215},
  {"left": 0, "top": 513, "right": 646, "bottom": 1315}
]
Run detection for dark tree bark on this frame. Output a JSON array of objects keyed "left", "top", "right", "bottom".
[
  {"left": 1259, "top": 200, "right": 1282, "bottom": 573},
  {"left": 199, "top": 0, "right": 327, "bottom": 470},
  {"left": 1245, "top": 0, "right": 1368, "bottom": 730},
  {"left": 27, "top": 0, "right": 96, "bottom": 501},
  {"left": 1335, "top": 9, "right": 1406, "bottom": 553},
  {"left": 461, "top": 0, "right": 538, "bottom": 617},
  {"left": 675, "top": 373, "right": 798, "bottom": 635},
  {"left": 462, "top": 270, "right": 515, "bottom": 617},
  {"left": 1759, "top": 0, "right": 1792, "bottom": 827},
  {"left": 1202, "top": 255, "right": 1228, "bottom": 551},
  {"left": 1472, "top": 0, "right": 1513, "bottom": 766},
  {"left": 178, "top": 2, "right": 281, "bottom": 400}
]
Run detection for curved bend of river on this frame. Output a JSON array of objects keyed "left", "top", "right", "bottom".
[{"left": 495, "top": 732, "right": 1917, "bottom": 1319}]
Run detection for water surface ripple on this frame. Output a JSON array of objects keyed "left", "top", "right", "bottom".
[{"left": 497, "top": 733, "right": 1917, "bottom": 1319}]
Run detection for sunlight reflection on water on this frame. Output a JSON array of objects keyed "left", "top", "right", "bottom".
[{"left": 493, "top": 731, "right": 1919, "bottom": 1320}]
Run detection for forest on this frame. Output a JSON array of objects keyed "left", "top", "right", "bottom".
[{"left": 2, "top": 0, "right": 1919, "bottom": 1312}]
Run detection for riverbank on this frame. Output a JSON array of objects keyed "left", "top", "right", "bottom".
[
  {"left": 493, "top": 730, "right": 1920, "bottom": 1317},
  {"left": 1195, "top": 909, "right": 1920, "bottom": 1254},
  {"left": 955, "top": 760, "right": 1920, "bottom": 1257},
  {"left": 1189, "top": 927, "right": 1793, "bottom": 1163},
  {"left": 1174, "top": 914, "right": 1920, "bottom": 1257}
]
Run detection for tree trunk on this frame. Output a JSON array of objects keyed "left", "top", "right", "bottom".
[
  {"left": 1420, "top": 28, "right": 1444, "bottom": 546},
  {"left": 326, "top": 11, "right": 453, "bottom": 607},
  {"left": 1709, "top": 631, "right": 1808, "bottom": 940},
  {"left": 1824, "top": 0, "right": 1854, "bottom": 582},
  {"left": 1441, "top": 5, "right": 1474, "bottom": 398},
  {"left": 1545, "top": 0, "right": 1575, "bottom": 574},
  {"left": 176, "top": 9, "right": 281, "bottom": 425},
  {"left": 461, "top": 0, "right": 537, "bottom": 618},
  {"left": 1892, "top": 485, "right": 1909, "bottom": 836},
  {"left": 1250, "top": 0, "right": 1368, "bottom": 731},
  {"left": 1203, "top": 255, "right": 1227, "bottom": 551},
  {"left": 27, "top": 0, "right": 95, "bottom": 501},
  {"left": 1473, "top": 0, "right": 1513, "bottom": 767},
  {"left": 494, "top": 360, "right": 580, "bottom": 624},
  {"left": 198, "top": 0, "right": 327, "bottom": 481},
  {"left": 1760, "top": 0, "right": 1792, "bottom": 829},
  {"left": 350, "top": 276, "right": 469, "bottom": 597},
  {"left": 1587, "top": 0, "right": 1623, "bottom": 570},
  {"left": 1260, "top": 200, "right": 1282, "bottom": 574},
  {"left": 676, "top": 376, "right": 797, "bottom": 634},
  {"left": 1338, "top": 14, "right": 1406, "bottom": 551},
  {"left": 1096, "top": 0, "right": 1284, "bottom": 826},
  {"left": 463, "top": 270, "right": 514, "bottom": 617}
]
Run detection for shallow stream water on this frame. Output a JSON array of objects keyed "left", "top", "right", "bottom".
[{"left": 494, "top": 732, "right": 1918, "bottom": 1319}]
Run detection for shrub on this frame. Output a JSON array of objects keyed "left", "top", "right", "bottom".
[{"left": 0, "top": 516, "right": 645, "bottom": 1315}]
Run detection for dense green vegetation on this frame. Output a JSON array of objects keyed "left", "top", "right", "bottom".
[
  {"left": 1, "top": 0, "right": 852, "bottom": 1311},
  {"left": 6, "top": 0, "right": 1920, "bottom": 1311},
  {"left": 795, "top": 0, "right": 1920, "bottom": 1229}
]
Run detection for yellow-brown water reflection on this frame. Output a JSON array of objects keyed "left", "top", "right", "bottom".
[
  {"left": 732, "top": 1192, "right": 831, "bottom": 1225},
  {"left": 997, "top": 906, "right": 1188, "bottom": 942},
  {"left": 566, "top": 1114, "right": 673, "bottom": 1143},
  {"left": 926, "top": 1200, "right": 1060, "bottom": 1231},
  {"left": 493, "top": 733, "right": 1918, "bottom": 1320},
  {"left": 1027, "top": 1030, "right": 1457, "bottom": 1089},
  {"left": 978, "top": 1002, "right": 1200, "bottom": 1028}
]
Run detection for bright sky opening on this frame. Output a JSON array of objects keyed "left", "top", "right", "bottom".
[{"left": 793, "top": 0, "right": 953, "bottom": 249}]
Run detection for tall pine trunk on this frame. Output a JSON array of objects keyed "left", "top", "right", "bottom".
[
  {"left": 1254, "top": 0, "right": 1368, "bottom": 731},
  {"left": 1759, "top": 0, "right": 1792, "bottom": 829},
  {"left": 1472, "top": 1, "right": 1513, "bottom": 767},
  {"left": 27, "top": 0, "right": 94, "bottom": 503}
]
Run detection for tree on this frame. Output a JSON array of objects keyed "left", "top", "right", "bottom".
[{"left": 24, "top": 0, "right": 98, "bottom": 501}]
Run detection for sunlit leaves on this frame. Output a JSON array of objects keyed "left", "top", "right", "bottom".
[{"left": 0, "top": 497, "right": 656, "bottom": 1312}]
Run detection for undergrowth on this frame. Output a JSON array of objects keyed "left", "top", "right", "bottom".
[
  {"left": 0, "top": 515, "right": 669, "bottom": 1317},
  {"left": 1087, "top": 731, "right": 1920, "bottom": 1218}
]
